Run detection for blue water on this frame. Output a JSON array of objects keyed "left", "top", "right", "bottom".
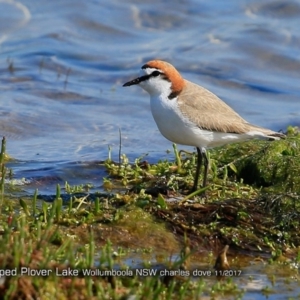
[{"left": 0, "top": 0, "right": 299, "bottom": 189}]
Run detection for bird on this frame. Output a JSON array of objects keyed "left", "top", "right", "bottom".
[{"left": 123, "top": 60, "right": 285, "bottom": 193}]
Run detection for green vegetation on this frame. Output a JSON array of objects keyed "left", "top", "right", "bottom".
[{"left": 0, "top": 127, "right": 299, "bottom": 299}]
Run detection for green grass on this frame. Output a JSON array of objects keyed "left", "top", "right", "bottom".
[{"left": 0, "top": 127, "right": 299, "bottom": 299}]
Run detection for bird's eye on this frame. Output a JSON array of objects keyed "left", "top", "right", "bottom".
[{"left": 152, "top": 71, "right": 161, "bottom": 77}]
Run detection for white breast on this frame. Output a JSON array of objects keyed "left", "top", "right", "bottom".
[{"left": 150, "top": 94, "right": 214, "bottom": 147}]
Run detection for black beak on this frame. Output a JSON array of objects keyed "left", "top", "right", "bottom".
[
  {"left": 123, "top": 74, "right": 150, "bottom": 87},
  {"left": 123, "top": 77, "right": 141, "bottom": 87}
]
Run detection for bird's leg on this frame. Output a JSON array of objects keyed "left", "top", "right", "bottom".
[
  {"left": 191, "top": 147, "right": 209, "bottom": 194},
  {"left": 202, "top": 148, "right": 209, "bottom": 188},
  {"left": 191, "top": 147, "right": 203, "bottom": 192}
]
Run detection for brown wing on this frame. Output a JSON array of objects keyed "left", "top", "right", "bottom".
[{"left": 177, "top": 80, "right": 283, "bottom": 138}]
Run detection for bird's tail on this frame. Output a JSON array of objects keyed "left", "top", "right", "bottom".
[{"left": 266, "top": 132, "right": 286, "bottom": 140}]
